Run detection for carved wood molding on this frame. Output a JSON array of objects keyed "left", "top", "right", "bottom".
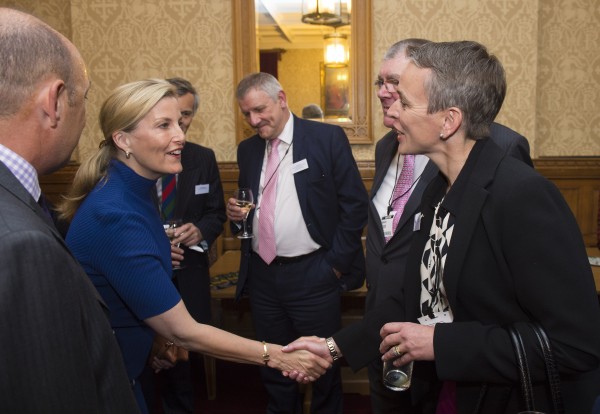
[
  {"left": 232, "top": 0, "right": 373, "bottom": 144},
  {"left": 534, "top": 157, "right": 600, "bottom": 178}
]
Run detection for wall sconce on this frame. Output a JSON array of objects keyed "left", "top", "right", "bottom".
[{"left": 324, "top": 31, "right": 348, "bottom": 67}]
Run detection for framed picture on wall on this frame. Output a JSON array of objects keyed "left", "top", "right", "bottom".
[{"left": 320, "top": 63, "right": 350, "bottom": 119}]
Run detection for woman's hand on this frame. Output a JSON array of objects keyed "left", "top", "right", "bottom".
[
  {"left": 268, "top": 345, "right": 331, "bottom": 383},
  {"left": 379, "top": 322, "right": 436, "bottom": 366}
]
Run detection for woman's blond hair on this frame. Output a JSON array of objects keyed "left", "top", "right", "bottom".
[{"left": 57, "top": 79, "right": 176, "bottom": 221}]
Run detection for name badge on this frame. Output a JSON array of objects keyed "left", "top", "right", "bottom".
[
  {"left": 418, "top": 311, "right": 453, "bottom": 326},
  {"left": 195, "top": 184, "right": 209, "bottom": 194},
  {"left": 413, "top": 213, "right": 422, "bottom": 231},
  {"left": 381, "top": 211, "right": 397, "bottom": 238},
  {"left": 291, "top": 159, "right": 309, "bottom": 174}
]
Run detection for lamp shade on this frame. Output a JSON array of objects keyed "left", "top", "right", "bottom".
[
  {"left": 324, "top": 32, "right": 348, "bottom": 67},
  {"left": 302, "top": 0, "right": 342, "bottom": 25}
]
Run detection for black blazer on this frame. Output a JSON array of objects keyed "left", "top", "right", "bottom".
[
  {"left": 174, "top": 142, "right": 226, "bottom": 266},
  {"left": 340, "top": 139, "right": 600, "bottom": 413},
  {"left": 171, "top": 142, "right": 226, "bottom": 320},
  {"left": 234, "top": 115, "right": 368, "bottom": 300},
  {"left": 364, "top": 123, "right": 533, "bottom": 314}
]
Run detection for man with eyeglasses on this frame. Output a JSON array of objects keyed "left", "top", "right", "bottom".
[{"left": 285, "top": 38, "right": 533, "bottom": 413}]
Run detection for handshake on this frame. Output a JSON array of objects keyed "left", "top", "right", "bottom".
[
  {"left": 276, "top": 321, "right": 434, "bottom": 383},
  {"left": 277, "top": 336, "right": 340, "bottom": 383}
]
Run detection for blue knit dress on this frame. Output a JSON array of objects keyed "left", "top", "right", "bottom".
[{"left": 67, "top": 160, "right": 181, "bottom": 412}]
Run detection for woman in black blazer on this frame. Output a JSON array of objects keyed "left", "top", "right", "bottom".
[{"left": 377, "top": 41, "right": 600, "bottom": 413}]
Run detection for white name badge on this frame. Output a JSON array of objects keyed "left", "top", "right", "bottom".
[
  {"left": 195, "top": 184, "right": 209, "bottom": 194},
  {"left": 418, "top": 311, "right": 453, "bottom": 326},
  {"left": 413, "top": 213, "right": 422, "bottom": 231},
  {"left": 381, "top": 211, "right": 397, "bottom": 238},
  {"left": 291, "top": 159, "right": 309, "bottom": 174}
]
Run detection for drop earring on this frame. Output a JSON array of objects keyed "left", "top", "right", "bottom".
[{"left": 125, "top": 151, "right": 131, "bottom": 159}]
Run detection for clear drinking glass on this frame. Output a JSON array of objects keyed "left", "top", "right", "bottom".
[
  {"left": 382, "top": 358, "right": 413, "bottom": 391},
  {"left": 234, "top": 188, "right": 254, "bottom": 239}
]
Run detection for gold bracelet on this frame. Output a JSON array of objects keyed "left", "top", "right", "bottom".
[
  {"left": 326, "top": 337, "right": 340, "bottom": 361},
  {"left": 261, "top": 341, "right": 270, "bottom": 365}
]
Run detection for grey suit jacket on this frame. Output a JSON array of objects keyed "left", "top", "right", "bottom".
[{"left": 0, "top": 163, "right": 138, "bottom": 413}]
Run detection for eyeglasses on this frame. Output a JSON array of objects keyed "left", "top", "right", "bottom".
[{"left": 374, "top": 78, "right": 399, "bottom": 93}]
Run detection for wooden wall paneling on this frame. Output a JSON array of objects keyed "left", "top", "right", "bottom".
[
  {"left": 534, "top": 157, "right": 600, "bottom": 247},
  {"left": 38, "top": 157, "right": 600, "bottom": 252},
  {"left": 38, "top": 161, "right": 80, "bottom": 207}
]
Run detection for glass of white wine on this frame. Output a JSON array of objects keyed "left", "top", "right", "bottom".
[
  {"left": 234, "top": 188, "right": 254, "bottom": 239},
  {"left": 164, "top": 219, "right": 183, "bottom": 269}
]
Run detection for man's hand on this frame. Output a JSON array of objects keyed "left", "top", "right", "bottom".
[
  {"left": 281, "top": 336, "right": 337, "bottom": 380},
  {"left": 266, "top": 342, "right": 331, "bottom": 383},
  {"left": 282, "top": 336, "right": 333, "bottom": 362},
  {"left": 226, "top": 197, "right": 255, "bottom": 223},
  {"left": 171, "top": 222, "right": 203, "bottom": 248},
  {"left": 170, "top": 244, "right": 184, "bottom": 268}
]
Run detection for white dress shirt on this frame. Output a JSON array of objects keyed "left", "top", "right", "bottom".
[
  {"left": 252, "top": 114, "right": 320, "bottom": 257},
  {"left": 372, "top": 150, "right": 429, "bottom": 225}
]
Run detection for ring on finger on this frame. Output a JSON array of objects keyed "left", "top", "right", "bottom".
[{"left": 392, "top": 345, "right": 401, "bottom": 358}]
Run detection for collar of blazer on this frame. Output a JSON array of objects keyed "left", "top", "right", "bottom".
[{"left": 406, "top": 139, "right": 506, "bottom": 314}]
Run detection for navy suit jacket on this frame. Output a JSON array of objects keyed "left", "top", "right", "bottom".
[{"left": 234, "top": 115, "right": 368, "bottom": 300}]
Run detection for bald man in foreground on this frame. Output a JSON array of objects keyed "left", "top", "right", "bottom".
[{"left": 0, "top": 8, "right": 138, "bottom": 413}]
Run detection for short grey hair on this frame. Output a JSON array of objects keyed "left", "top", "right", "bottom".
[
  {"left": 302, "top": 103, "right": 324, "bottom": 120},
  {"left": 166, "top": 77, "right": 200, "bottom": 115},
  {"left": 383, "top": 38, "right": 430, "bottom": 61},
  {"left": 406, "top": 40, "right": 506, "bottom": 140},
  {"left": 236, "top": 72, "right": 282, "bottom": 102}
]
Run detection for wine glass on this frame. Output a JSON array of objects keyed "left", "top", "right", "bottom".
[
  {"left": 164, "top": 219, "right": 183, "bottom": 269},
  {"left": 233, "top": 188, "right": 254, "bottom": 239}
]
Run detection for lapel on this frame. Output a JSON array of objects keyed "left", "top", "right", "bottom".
[
  {"left": 441, "top": 139, "right": 505, "bottom": 307},
  {"left": 245, "top": 135, "right": 268, "bottom": 223},
  {"left": 371, "top": 132, "right": 398, "bottom": 198},
  {"left": 291, "top": 116, "right": 309, "bottom": 216},
  {"left": 404, "top": 174, "right": 445, "bottom": 320},
  {"left": 371, "top": 134, "right": 402, "bottom": 244},
  {"left": 0, "top": 163, "right": 73, "bottom": 253},
  {"left": 174, "top": 146, "right": 198, "bottom": 218}
]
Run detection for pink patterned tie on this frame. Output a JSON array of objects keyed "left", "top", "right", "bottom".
[
  {"left": 258, "top": 138, "right": 280, "bottom": 264},
  {"left": 386, "top": 154, "right": 415, "bottom": 242}
]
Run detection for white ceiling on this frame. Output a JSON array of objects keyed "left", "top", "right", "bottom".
[{"left": 256, "top": 0, "right": 351, "bottom": 50}]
